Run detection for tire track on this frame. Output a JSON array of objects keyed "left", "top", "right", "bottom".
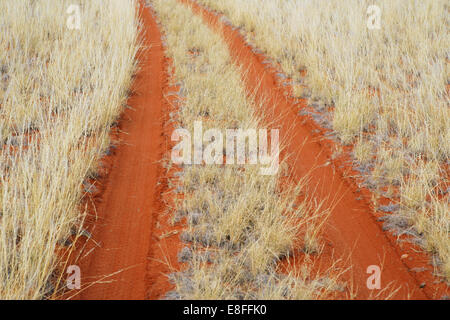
[{"left": 74, "top": 1, "right": 177, "bottom": 300}]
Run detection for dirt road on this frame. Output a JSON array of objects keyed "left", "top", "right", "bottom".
[
  {"left": 67, "top": 0, "right": 447, "bottom": 300},
  {"left": 76, "top": 1, "right": 176, "bottom": 300}
]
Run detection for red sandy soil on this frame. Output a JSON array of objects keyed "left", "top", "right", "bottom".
[
  {"left": 65, "top": 1, "right": 182, "bottom": 300},
  {"left": 182, "top": 0, "right": 448, "bottom": 300}
]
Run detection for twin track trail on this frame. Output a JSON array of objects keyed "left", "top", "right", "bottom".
[
  {"left": 181, "top": 0, "right": 445, "bottom": 299},
  {"left": 74, "top": 1, "right": 179, "bottom": 300},
  {"left": 65, "top": 0, "right": 446, "bottom": 300}
]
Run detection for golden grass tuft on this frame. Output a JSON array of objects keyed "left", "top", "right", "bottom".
[{"left": 0, "top": 0, "right": 140, "bottom": 299}]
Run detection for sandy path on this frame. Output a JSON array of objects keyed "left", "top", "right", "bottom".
[
  {"left": 182, "top": 0, "right": 436, "bottom": 299},
  {"left": 77, "top": 1, "right": 173, "bottom": 300}
]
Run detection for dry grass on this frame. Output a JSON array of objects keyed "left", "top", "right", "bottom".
[
  {"left": 151, "top": 0, "right": 342, "bottom": 299},
  {"left": 196, "top": 0, "right": 450, "bottom": 281},
  {"left": 0, "top": 0, "right": 139, "bottom": 299}
]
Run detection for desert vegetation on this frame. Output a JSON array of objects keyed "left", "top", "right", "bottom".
[
  {"left": 0, "top": 0, "right": 139, "bottom": 299},
  {"left": 196, "top": 0, "right": 450, "bottom": 281},
  {"left": 1, "top": 0, "right": 447, "bottom": 300}
]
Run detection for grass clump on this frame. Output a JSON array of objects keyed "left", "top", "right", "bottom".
[{"left": 0, "top": 0, "right": 140, "bottom": 299}]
